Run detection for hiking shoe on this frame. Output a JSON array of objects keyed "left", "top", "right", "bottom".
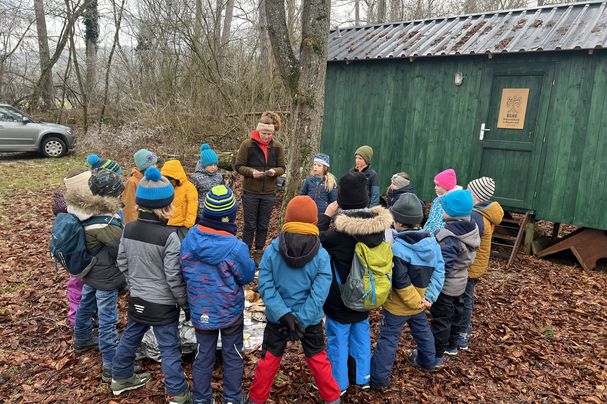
[
  {"left": 444, "top": 345, "right": 458, "bottom": 356},
  {"left": 102, "top": 364, "right": 143, "bottom": 383},
  {"left": 111, "top": 372, "right": 152, "bottom": 395},
  {"left": 73, "top": 337, "right": 98, "bottom": 354},
  {"left": 407, "top": 349, "right": 435, "bottom": 372},
  {"left": 358, "top": 384, "right": 370, "bottom": 390},
  {"left": 457, "top": 334, "right": 469, "bottom": 350},
  {"left": 253, "top": 250, "right": 263, "bottom": 266},
  {"left": 434, "top": 356, "right": 445, "bottom": 368},
  {"left": 167, "top": 388, "right": 193, "bottom": 404},
  {"left": 193, "top": 398, "right": 215, "bottom": 404},
  {"left": 370, "top": 382, "right": 387, "bottom": 391}
]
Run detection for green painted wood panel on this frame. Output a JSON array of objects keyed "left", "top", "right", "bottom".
[{"left": 321, "top": 51, "right": 607, "bottom": 230}]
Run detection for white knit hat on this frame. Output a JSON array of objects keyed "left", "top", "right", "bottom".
[
  {"left": 467, "top": 177, "right": 496, "bottom": 202},
  {"left": 64, "top": 171, "right": 93, "bottom": 196}
]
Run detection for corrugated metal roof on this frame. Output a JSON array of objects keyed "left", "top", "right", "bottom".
[{"left": 327, "top": 1, "right": 607, "bottom": 61}]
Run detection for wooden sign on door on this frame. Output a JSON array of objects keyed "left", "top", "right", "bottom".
[{"left": 497, "top": 88, "right": 529, "bottom": 130}]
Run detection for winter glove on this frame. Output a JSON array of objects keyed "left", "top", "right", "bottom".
[
  {"left": 279, "top": 313, "right": 305, "bottom": 341},
  {"left": 182, "top": 306, "right": 191, "bottom": 322}
]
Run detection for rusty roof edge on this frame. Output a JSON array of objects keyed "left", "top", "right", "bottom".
[{"left": 330, "top": 0, "right": 607, "bottom": 33}]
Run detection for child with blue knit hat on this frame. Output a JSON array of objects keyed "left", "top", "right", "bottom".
[
  {"left": 112, "top": 167, "right": 191, "bottom": 402},
  {"left": 181, "top": 185, "right": 255, "bottom": 404},
  {"left": 122, "top": 149, "right": 158, "bottom": 224},
  {"left": 429, "top": 189, "right": 480, "bottom": 367},
  {"left": 86, "top": 154, "right": 122, "bottom": 174},
  {"left": 300, "top": 153, "right": 337, "bottom": 220},
  {"left": 191, "top": 143, "right": 224, "bottom": 223}
]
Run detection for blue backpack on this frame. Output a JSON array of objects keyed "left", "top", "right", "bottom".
[{"left": 50, "top": 213, "right": 122, "bottom": 276}]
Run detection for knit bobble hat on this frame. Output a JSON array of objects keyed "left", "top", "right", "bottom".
[
  {"left": 355, "top": 145, "right": 373, "bottom": 164},
  {"left": 86, "top": 154, "right": 122, "bottom": 174},
  {"left": 391, "top": 193, "right": 423, "bottom": 225},
  {"left": 133, "top": 149, "right": 158, "bottom": 172},
  {"left": 314, "top": 153, "right": 330, "bottom": 167},
  {"left": 467, "top": 177, "right": 496, "bottom": 203},
  {"left": 441, "top": 189, "right": 474, "bottom": 218},
  {"left": 89, "top": 168, "right": 125, "bottom": 198},
  {"left": 135, "top": 167, "right": 174, "bottom": 208},
  {"left": 200, "top": 143, "right": 219, "bottom": 168},
  {"left": 434, "top": 168, "right": 457, "bottom": 191},
  {"left": 285, "top": 196, "right": 318, "bottom": 225},
  {"left": 203, "top": 185, "right": 238, "bottom": 222},
  {"left": 337, "top": 172, "right": 369, "bottom": 210}
]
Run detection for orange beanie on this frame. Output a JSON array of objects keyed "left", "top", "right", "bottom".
[{"left": 285, "top": 196, "right": 318, "bottom": 225}]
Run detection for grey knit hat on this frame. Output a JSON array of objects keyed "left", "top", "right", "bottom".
[
  {"left": 467, "top": 177, "right": 496, "bottom": 202},
  {"left": 390, "top": 193, "right": 423, "bottom": 225}
]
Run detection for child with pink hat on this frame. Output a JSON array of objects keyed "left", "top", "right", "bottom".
[{"left": 423, "top": 168, "right": 459, "bottom": 235}]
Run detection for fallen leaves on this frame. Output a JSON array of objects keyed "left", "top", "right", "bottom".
[{"left": 1, "top": 155, "right": 607, "bottom": 403}]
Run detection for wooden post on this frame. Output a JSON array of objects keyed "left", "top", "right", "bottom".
[
  {"left": 551, "top": 222, "right": 560, "bottom": 238},
  {"left": 524, "top": 213, "right": 536, "bottom": 255}
]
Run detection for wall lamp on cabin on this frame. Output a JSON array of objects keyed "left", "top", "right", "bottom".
[{"left": 454, "top": 72, "right": 464, "bottom": 86}]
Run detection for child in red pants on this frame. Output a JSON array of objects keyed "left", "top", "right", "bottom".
[{"left": 246, "top": 196, "right": 341, "bottom": 404}]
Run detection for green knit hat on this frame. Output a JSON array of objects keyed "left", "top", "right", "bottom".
[{"left": 355, "top": 145, "right": 373, "bottom": 164}]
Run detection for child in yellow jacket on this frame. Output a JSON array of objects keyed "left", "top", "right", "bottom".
[
  {"left": 370, "top": 194, "right": 445, "bottom": 387},
  {"left": 122, "top": 149, "right": 158, "bottom": 224},
  {"left": 161, "top": 159, "right": 198, "bottom": 238},
  {"left": 457, "top": 177, "right": 504, "bottom": 350}
]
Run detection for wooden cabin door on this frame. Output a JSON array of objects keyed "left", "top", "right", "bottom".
[{"left": 477, "top": 68, "right": 552, "bottom": 210}]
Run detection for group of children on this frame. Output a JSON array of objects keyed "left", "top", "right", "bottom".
[{"left": 52, "top": 140, "right": 503, "bottom": 404}]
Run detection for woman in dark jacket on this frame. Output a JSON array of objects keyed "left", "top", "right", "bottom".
[{"left": 234, "top": 111, "right": 286, "bottom": 263}]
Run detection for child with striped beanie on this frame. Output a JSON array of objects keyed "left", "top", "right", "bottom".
[
  {"left": 180, "top": 185, "right": 256, "bottom": 403},
  {"left": 86, "top": 154, "right": 122, "bottom": 174}
]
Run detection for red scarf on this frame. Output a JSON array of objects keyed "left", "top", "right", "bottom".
[{"left": 250, "top": 130, "right": 270, "bottom": 163}]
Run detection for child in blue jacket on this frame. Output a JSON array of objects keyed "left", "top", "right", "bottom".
[
  {"left": 300, "top": 153, "right": 338, "bottom": 220},
  {"left": 430, "top": 190, "right": 480, "bottom": 367},
  {"left": 371, "top": 194, "right": 444, "bottom": 388},
  {"left": 180, "top": 185, "right": 256, "bottom": 404},
  {"left": 247, "top": 196, "right": 341, "bottom": 404}
]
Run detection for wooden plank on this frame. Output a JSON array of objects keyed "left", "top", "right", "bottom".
[
  {"left": 534, "top": 58, "right": 570, "bottom": 222},
  {"left": 536, "top": 228, "right": 607, "bottom": 271},
  {"left": 573, "top": 54, "right": 607, "bottom": 229}
]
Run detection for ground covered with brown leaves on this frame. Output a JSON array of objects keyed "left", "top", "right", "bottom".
[{"left": 1, "top": 153, "right": 606, "bottom": 403}]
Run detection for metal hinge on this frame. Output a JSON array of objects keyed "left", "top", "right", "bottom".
[
  {"left": 534, "top": 191, "right": 537, "bottom": 199},
  {"left": 543, "top": 135, "right": 546, "bottom": 143},
  {"left": 552, "top": 79, "right": 555, "bottom": 86}
]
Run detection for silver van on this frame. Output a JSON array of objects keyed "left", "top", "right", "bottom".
[{"left": 0, "top": 104, "right": 75, "bottom": 157}]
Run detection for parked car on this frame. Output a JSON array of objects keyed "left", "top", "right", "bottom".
[{"left": 0, "top": 104, "right": 75, "bottom": 157}]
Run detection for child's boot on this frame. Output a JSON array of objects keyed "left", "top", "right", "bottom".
[
  {"left": 111, "top": 372, "right": 152, "bottom": 395},
  {"left": 73, "top": 336, "right": 98, "bottom": 354},
  {"left": 168, "top": 388, "right": 193, "bottom": 404}
]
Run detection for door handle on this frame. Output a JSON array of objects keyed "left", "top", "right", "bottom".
[{"left": 479, "top": 123, "right": 491, "bottom": 140}]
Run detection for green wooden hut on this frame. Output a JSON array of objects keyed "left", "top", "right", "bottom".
[{"left": 321, "top": 1, "right": 607, "bottom": 238}]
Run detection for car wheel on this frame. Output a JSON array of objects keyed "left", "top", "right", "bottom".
[{"left": 41, "top": 136, "right": 67, "bottom": 157}]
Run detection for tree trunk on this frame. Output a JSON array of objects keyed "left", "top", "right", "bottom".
[
  {"left": 84, "top": 0, "right": 99, "bottom": 100},
  {"left": 389, "top": 0, "right": 401, "bottom": 21},
  {"left": 287, "top": 0, "right": 297, "bottom": 45},
  {"left": 221, "top": 0, "right": 234, "bottom": 48},
  {"left": 377, "top": 0, "right": 387, "bottom": 22},
  {"left": 265, "top": 0, "right": 331, "bottom": 208},
  {"left": 258, "top": 0, "right": 272, "bottom": 85},
  {"left": 355, "top": 0, "right": 360, "bottom": 26},
  {"left": 99, "top": 0, "right": 125, "bottom": 129},
  {"left": 34, "top": 0, "right": 54, "bottom": 109}
]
